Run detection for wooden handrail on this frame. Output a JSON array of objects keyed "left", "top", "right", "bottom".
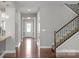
[{"left": 56, "top": 15, "right": 79, "bottom": 33}]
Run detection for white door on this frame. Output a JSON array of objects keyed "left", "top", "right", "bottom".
[{"left": 23, "top": 20, "right": 34, "bottom": 38}]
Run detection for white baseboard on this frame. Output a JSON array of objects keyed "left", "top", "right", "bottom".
[
  {"left": 57, "top": 50, "right": 79, "bottom": 52},
  {"left": 4, "top": 50, "right": 16, "bottom": 53},
  {"left": 0, "top": 51, "right": 5, "bottom": 58},
  {"left": 56, "top": 50, "right": 79, "bottom": 56},
  {"left": 16, "top": 42, "right": 21, "bottom": 48},
  {"left": 40, "top": 46, "right": 52, "bottom": 48},
  {"left": 0, "top": 50, "right": 16, "bottom": 58}
]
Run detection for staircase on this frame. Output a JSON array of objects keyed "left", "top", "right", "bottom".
[
  {"left": 54, "top": 3, "right": 79, "bottom": 50},
  {"left": 54, "top": 15, "right": 79, "bottom": 49},
  {"left": 65, "top": 3, "right": 79, "bottom": 15}
]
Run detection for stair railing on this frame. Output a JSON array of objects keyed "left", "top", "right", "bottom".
[{"left": 54, "top": 15, "right": 79, "bottom": 49}]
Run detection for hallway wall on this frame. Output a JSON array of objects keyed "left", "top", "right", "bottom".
[
  {"left": 5, "top": 7, "right": 15, "bottom": 51},
  {"left": 15, "top": 10, "right": 21, "bottom": 47},
  {"left": 39, "top": 2, "right": 77, "bottom": 47},
  {"left": 15, "top": 1, "right": 77, "bottom": 48}
]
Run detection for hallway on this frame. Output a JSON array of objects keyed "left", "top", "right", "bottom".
[
  {"left": 3, "top": 37, "right": 55, "bottom": 58},
  {"left": 15, "top": 37, "right": 55, "bottom": 58},
  {"left": 17, "top": 38, "right": 38, "bottom": 58}
]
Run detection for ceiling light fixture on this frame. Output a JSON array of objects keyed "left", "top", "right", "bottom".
[
  {"left": 0, "top": 2, "right": 9, "bottom": 19},
  {"left": 27, "top": 9, "right": 31, "bottom": 12},
  {"left": 0, "top": 8, "right": 9, "bottom": 19},
  {"left": 27, "top": 17, "right": 31, "bottom": 19}
]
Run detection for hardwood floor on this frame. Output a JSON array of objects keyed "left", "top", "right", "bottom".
[
  {"left": 3, "top": 49, "right": 55, "bottom": 58},
  {"left": 3, "top": 37, "right": 55, "bottom": 58},
  {"left": 3, "top": 52, "right": 79, "bottom": 58},
  {"left": 18, "top": 38, "right": 38, "bottom": 58},
  {"left": 3, "top": 37, "right": 79, "bottom": 58},
  {"left": 4, "top": 52, "right": 79, "bottom": 58},
  {"left": 40, "top": 48, "right": 55, "bottom": 58}
]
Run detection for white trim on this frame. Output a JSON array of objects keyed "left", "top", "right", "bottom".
[
  {"left": 16, "top": 41, "right": 21, "bottom": 48},
  {"left": 36, "top": 40, "right": 40, "bottom": 47},
  {"left": 0, "top": 50, "right": 16, "bottom": 58},
  {"left": 0, "top": 51, "right": 5, "bottom": 58},
  {"left": 4, "top": 50, "right": 16, "bottom": 53},
  {"left": 40, "top": 46, "right": 52, "bottom": 48},
  {"left": 56, "top": 50, "right": 79, "bottom": 57},
  {"left": 57, "top": 50, "right": 79, "bottom": 52}
]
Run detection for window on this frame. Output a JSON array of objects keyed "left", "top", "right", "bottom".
[{"left": 27, "top": 23, "right": 31, "bottom": 32}]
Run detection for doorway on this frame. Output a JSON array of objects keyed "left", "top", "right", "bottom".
[
  {"left": 22, "top": 14, "right": 37, "bottom": 39},
  {"left": 23, "top": 18, "right": 34, "bottom": 38}
]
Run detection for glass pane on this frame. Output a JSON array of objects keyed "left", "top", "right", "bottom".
[{"left": 27, "top": 23, "right": 31, "bottom": 32}]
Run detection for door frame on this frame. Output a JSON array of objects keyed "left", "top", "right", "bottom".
[
  {"left": 21, "top": 16, "right": 37, "bottom": 39},
  {"left": 22, "top": 18, "right": 34, "bottom": 38}
]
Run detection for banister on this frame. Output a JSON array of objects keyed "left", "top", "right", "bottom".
[{"left": 56, "top": 15, "right": 79, "bottom": 33}]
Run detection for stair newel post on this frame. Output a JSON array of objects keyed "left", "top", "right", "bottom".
[{"left": 54, "top": 31, "right": 56, "bottom": 57}]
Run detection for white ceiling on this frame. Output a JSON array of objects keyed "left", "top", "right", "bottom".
[
  {"left": 14, "top": 1, "right": 79, "bottom": 14},
  {"left": 19, "top": 7, "right": 39, "bottom": 14},
  {"left": 15, "top": 1, "right": 79, "bottom": 7},
  {"left": 1, "top": 1, "right": 78, "bottom": 14},
  {"left": 0, "top": 1, "right": 15, "bottom": 8}
]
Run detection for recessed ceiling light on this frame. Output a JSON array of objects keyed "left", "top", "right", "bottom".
[
  {"left": 27, "top": 9, "right": 31, "bottom": 11},
  {"left": 27, "top": 17, "right": 31, "bottom": 19}
]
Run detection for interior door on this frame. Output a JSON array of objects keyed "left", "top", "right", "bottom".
[{"left": 23, "top": 19, "right": 34, "bottom": 38}]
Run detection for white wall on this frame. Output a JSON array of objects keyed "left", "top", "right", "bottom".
[
  {"left": 15, "top": 11, "right": 21, "bottom": 47},
  {"left": 15, "top": 1, "right": 78, "bottom": 48},
  {"left": 40, "top": 4, "right": 77, "bottom": 47},
  {"left": 5, "top": 7, "right": 15, "bottom": 51}
]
